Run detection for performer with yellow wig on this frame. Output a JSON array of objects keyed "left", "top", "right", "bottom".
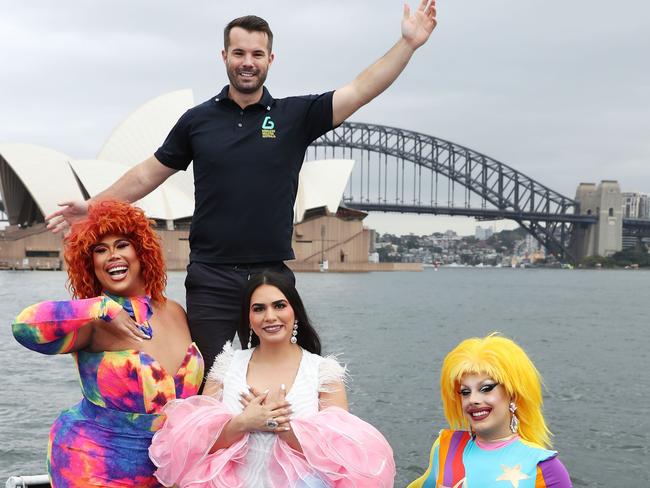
[{"left": 408, "top": 334, "right": 572, "bottom": 488}]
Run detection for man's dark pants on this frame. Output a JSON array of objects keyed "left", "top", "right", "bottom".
[{"left": 185, "top": 261, "right": 296, "bottom": 382}]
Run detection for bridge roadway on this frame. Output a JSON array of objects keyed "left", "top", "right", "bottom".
[
  {"left": 344, "top": 202, "right": 598, "bottom": 224},
  {"left": 622, "top": 218, "right": 650, "bottom": 237}
]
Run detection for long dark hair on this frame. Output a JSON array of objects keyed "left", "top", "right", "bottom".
[{"left": 238, "top": 271, "right": 321, "bottom": 355}]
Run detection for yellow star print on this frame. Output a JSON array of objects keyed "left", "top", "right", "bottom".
[{"left": 496, "top": 464, "right": 530, "bottom": 488}]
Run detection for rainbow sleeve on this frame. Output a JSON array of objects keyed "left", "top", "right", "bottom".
[
  {"left": 536, "top": 456, "right": 573, "bottom": 487},
  {"left": 12, "top": 297, "right": 123, "bottom": 355}
]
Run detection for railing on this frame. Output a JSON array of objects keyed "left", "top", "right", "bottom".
[{"left": 5, "top": 475, "right": 50, "bottom": 488}]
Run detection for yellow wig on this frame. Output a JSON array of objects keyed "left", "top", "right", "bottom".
[{"left": 440, "top": 334, "right": 552, "bottom": 448}]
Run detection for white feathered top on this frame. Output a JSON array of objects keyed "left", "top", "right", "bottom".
[
  {"left": 207, "top": 341, "right": 347, "bottom": 406},
  {"left": 205, "top": 342, "right": 348, "bottom": 487}
]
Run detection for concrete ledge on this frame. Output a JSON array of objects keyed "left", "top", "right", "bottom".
[{"left": 287, "top": 262, "right": 422, "bottom": 272}]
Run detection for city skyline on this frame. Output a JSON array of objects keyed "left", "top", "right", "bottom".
[{"left": 2, "top": 0, "right": 649, "bottom": 235}]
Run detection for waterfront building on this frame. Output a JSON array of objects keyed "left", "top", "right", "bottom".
[
  {"left": 474, "top": 225, "right": 494, "bottom": 241},
  {"left": 622, "top": 192, "right": 649, "bottom": 219}
]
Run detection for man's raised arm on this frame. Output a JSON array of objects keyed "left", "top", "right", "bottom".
[
  {"left": 332, "top": 0, "right": 437, "bottom": 126},
  {"left": 46, "top": 156, "right": 177, "bottom": 233}
]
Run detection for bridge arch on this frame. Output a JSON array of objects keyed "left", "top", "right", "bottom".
[{"left": 308, "top": 122, "right": 594, "bottom": 261}]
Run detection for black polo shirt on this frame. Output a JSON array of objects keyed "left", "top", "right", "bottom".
[{"left": 155, "top": 85, "right": 334, "bottom": 264}]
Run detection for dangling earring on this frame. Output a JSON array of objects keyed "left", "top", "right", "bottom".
[
  {"left": 509, "top": 402, "right": 519, "bottom": 433},
  {"left": 290, "top": 320, "right": 298, "bottom": 344},
  {"left": 247, "top": 329, "right": 253, "bottom": 349}
]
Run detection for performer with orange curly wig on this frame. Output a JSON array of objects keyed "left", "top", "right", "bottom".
[
  {"left": 408, "top": 334, "right": 572, "bottom": 488},
  {"left": 12, "top": 200, "right": 204, "bottom": 488}
]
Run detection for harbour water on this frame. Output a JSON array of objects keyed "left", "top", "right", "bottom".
[{"left": 1, "top": 268, "right": 648, "bottom": 487}]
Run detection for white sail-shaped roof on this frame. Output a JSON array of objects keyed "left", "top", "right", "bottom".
[
  {"left": 69, "top": 159, "right": 194, "bottom": 221},
  {"left": 295, "top": 159, "right": 355, "bottom": 222},
  {"left": 98, "top": 89, "right": 194, "bottom": 166},
  {"left": 98, "top": 89, "right": 195, "bottom": 197},
  {"left": 0, "top": 143, "right": 83, "bottom": 225}
]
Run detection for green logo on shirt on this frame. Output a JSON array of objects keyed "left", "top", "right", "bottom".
[
  {"left": 262, "top": 116, "right": 275, "bottom": 129},
  {"left": 261, "top": 116, "right": 276, "bottom": 138}
]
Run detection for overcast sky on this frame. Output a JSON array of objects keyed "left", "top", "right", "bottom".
[{"left": 2, "top": 0, "right": 649, "bottom": 235}]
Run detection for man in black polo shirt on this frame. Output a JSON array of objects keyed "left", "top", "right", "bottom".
[{"left": 47, "top": 3, "right": 438, "bottom": 374}]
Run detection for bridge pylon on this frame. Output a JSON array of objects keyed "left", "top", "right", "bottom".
[{"left": 571, "top": 181, "right": 623, "bottom": 261}]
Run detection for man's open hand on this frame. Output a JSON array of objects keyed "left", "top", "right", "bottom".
[
  {"left": 402, "top": 0, "right": 437, "bottom": 51},
  {"left": 45, "top": 200, "right": 89, "bottom": 234}
]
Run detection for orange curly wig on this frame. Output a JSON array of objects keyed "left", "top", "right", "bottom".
[{"left": 64, "top": 200, "right": 167, "bottom": 302}]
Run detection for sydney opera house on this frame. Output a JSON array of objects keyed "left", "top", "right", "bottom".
[{"left": 0, "top": 91, "right": 414, "bottom": 272}]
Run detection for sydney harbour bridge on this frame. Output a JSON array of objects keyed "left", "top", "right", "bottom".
[{"left": 308, "top": 122, "right": 650, "bottom": 263}]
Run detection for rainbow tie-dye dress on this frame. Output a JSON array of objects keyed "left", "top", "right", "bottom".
[{"left": 12, "top": 295, "right": 204, "bottom": 488}]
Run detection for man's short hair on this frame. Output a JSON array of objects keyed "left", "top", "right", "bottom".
[{"left": 224, "top": 15, "right": 273, "bottom": 53}]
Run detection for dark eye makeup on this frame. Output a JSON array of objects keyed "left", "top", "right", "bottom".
[
  {"left": 458, "top": 382, "right": 499, "bottom": 396},
  {"left": 479, "top": 383, "right": 499, "bottom": 393},
  {"left": 92, "top": 239, "right": 130, "bottom": 253}
]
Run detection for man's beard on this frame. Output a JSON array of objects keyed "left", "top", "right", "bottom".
[{"left": 226, "top": 65, "right": 268, "bottom": 95}]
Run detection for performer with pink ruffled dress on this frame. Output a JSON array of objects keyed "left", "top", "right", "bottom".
[{"left": 149, "top": 270, "right": 395, "bottom": 487}]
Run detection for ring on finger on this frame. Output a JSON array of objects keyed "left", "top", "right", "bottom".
[{"left": 265, "top": 418, "right": 279, "bottom": 429}]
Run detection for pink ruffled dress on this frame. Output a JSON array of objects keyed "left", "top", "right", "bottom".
[{"left": 149, "top": 343, "right": 395, "bottom": 487}]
